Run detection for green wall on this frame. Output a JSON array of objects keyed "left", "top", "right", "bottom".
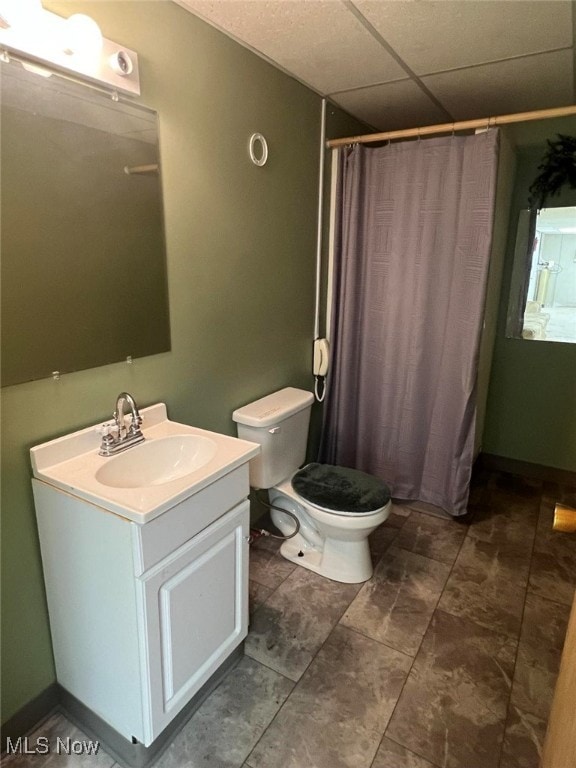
[
  {"left": 483, "top": 128, "right": 576, "bottom": 471},
  {"left": 1, "top": 0, "right": 328, "bottom": 723},
  {"left": 4, "top": 0, "right": 573, "bottom": 727}
]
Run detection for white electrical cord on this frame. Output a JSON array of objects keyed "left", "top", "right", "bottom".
[
  {"left": 313, "top": 98, "right": 327, "bottom": 343},
  {"left": 312, "top": 100, "right": 328, "bottom": 403}
]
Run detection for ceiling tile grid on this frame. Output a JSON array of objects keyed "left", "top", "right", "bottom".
[
  {"left": 331, "top": 79, "right": 449, "bottom": 132},
  {"left": 352, "top": 0, "right": 573, "bottom": 75},
  {"left": 177, "top": 0, "right": 576, "bottom": 131},
  {"left": 422, "top": 49, "right": 575, "bottom": 121}
]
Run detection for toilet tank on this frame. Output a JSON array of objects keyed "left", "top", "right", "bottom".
[{"left": 232, "top": 388, "right": 314, "bottom": 488}]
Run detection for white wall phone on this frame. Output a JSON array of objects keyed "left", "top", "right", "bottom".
[{"left": 313, "top": 338, "right": 330, "bottom": 376}]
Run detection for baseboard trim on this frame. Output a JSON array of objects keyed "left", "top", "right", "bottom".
[
  {"left": 60, "top": 643, "right": 243, "bottom": 768},
  {"left": 479, "top": 453, "right": 576, "bottom": 485},
  {"left": 1, "top": 645, "right": 244, "bottom": 767},
  {"left": 1, "top": 682, "right": 60, "bottom": 755}
]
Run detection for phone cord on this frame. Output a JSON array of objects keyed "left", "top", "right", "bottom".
[{"left": 314, "top": 375, "right": 326, "bottom": 402}]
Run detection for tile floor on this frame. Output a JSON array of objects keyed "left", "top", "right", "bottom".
[{"left": 4, "top": 471, "right": 576, "bottom": 768}]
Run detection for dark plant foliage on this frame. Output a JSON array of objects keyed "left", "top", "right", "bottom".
[{"left": 528, "top": 134, "right": 576, "bottom": 209}]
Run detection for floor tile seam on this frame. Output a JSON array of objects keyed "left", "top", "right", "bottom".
[
  {"left": 334, "top": 621, "right": 416, "bottom": 663},
  {"left": 509, "top": 682, "right": 554, "bottom": 724},
  {"left": 531, "top": 540, "right": 576, "bottom": 562},
  {"left": 389, "top": 520, "right": 469, "bottom": 661},
  {"left": 248, "top": 573, "right": 287, "bottom": 591},
  {"left": 506, "top": 701, "right": 548, "bottom": 727},
  {"left": 466, "top": 507, "right": 539, "bottom": 545},
  {"left": 465, "top": 525, "right": 539, "bottom": 549},
  {"left": 421, "top": 513, "right": 469, "bottom": 615},
  {"left": 369, "top": 527, "right": 402, "bottom": 570},
  {"left": 432, "top": 602, "right": 523, "bottom": 643},
  {"left": 435, "top": 544, "right": 533, "bottom": 598},
  {"left": 524, "top": 491, "right": 565, "bottom": 609},
  {"left": 296, "top": 586, "right": 379, "bottom": 677},
  {"left": 243, "top": 592, "right": 403, "bottom": 763},
  {"left": 496, "top": 495, "right": 541, "bottom": 768},
  {"left": 248, "top": 563, "right": 366, "bottom": 685},
  {"left": 241, "top": 651, "right": 298, "bottom": 686},
  {"left": 380, "top": 519, "right": 519, "bottom": 756},
  {"left": 440, "top": 495, "right": 538, "bottom": 611},
  {"left": 248, "top": 563, "right": 293, "bottom": 601},
  {"left": 242, "top": 648, "right": 300, "bottom": 684},
  {"left": 391, "top": 542, "right": 459, "bottom": 568},
  {"left": 378, "top": 536, "right": 462, "bottom": 758},
  {"left": 410, "top": 534, "right": 528, "bottom": 728},
  {"left": 524, "top": 588, "right": 576, "bottom": 611},
  {"left": 241, "top": 638, "right": 335, "bottom": 768},
  {"left": 497, "top": 701, "right": 548, "bottom": 768},
  {"left": 525, "top": 584, "right": 575, "bottom": 608},
  {"left": 370, "top": 733, "right": 444, "bottom": 768},
  {"left": 513, "top": 600, "right": 573, "bottom": 682},
  {"left": 239, "top": 659, "right": 303, "bottom": 768}
]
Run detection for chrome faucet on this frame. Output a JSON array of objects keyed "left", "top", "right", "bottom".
[
  {"left": 98, "top": 392, "right": 145, "bottom": 456},
  {"left": 114, "top": 392, "right": 142, "bottom": 438}
]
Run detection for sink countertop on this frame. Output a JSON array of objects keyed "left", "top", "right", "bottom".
[{"left": 30, "top": 404, "right": 260, "bottom": 523}]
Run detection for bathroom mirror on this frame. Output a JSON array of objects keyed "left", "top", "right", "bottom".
[
  {"left": 504, "top": 120, "right": 576, "bottom": 345},
  {"left": 506, "top": 207, "right": 576, "bottom": 343},
  {"left": 1, "top": 59, "right": 171, "bottom": 387}
]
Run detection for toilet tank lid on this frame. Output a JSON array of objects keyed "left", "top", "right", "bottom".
[{"left": 232, "top": 387, "right": 314, "bottom": 428}]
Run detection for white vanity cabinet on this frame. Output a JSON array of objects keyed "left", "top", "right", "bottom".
[
  {"left": 140, "top": 498, "right": 248, "bottom": 740},
  {"left": 32, "top": 464, "right": 250, "bottom": 748}
]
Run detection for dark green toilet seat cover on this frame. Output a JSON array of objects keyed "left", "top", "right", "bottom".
[{"left": 292, "top": 463, "right": 391, "bottom": 514}]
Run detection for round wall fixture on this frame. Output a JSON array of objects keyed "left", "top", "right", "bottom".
[{"left": 249, "top": 133, "right": 268, "bottom": 166}]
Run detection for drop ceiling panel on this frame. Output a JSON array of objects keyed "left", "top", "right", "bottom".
[
  {"left": 354, "top": 0, "right": 573, "bottom": 75},
  {"left": 176, "top": 0, "right": 576, "bottom": 133},
  {"left": 423, "top": 50, "right": 575, "bottom": 121},
  {"left": 180, "top": 0, "right": 407, "bottom": 94},
  {"left": 331, "top": 79, "right": 450, "bottom": 132}
]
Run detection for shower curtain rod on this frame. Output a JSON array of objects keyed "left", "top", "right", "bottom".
[{"left": 326, "top": 104, "right": 576, "bottom": 148}]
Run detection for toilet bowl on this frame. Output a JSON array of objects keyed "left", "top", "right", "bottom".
[{"left": 232, "top": 388, "right": 391, "bottom": 584}]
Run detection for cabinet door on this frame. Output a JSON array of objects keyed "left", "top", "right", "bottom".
[{"left": 140, "top": 501, "right": 249, "bottom": 743}]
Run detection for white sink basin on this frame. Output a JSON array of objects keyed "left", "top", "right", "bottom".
[
  {"left": 95, "top": 435, "right": 218, "bottom": 488},
  {"left": 30, "top": 403, "right": 260, "bottom": 523}
]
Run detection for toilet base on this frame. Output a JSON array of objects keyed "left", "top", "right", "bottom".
[{"left": 279, "top": 535, "right": 374, "bottom": 584}]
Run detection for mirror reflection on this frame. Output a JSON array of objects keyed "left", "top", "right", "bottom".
[
  {"left": 1, "top": 59, "right": 170, "bottom": 387},
  {"left": 521, "top": 207, "right": 576, "bottom": 342},
  {"left": 505, "top": 122, "right": 576, "bottom": 345}
]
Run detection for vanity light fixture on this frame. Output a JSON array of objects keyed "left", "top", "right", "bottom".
[
  {"left": 0, "top": 0, "right": 44, "bottom": 30},
  {"left": 0, "top": 0, "right": 140, "bottom": 95},
  {"left": 62, "top": 13, "right": 103, "bottom": 60}
]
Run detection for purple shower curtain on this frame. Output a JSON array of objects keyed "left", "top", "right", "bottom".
[{"left": 320, "top": 130, "right": 499, "bottom": 516}]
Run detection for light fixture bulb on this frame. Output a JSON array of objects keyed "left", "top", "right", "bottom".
[
  {"left": 62, "top": 13, "right": 102, "bottom": 62},
  {"left": 0, "top": 0, "right": 47, "bottom": 52},
  {"left": 0, "top": 0, "right": 43, "bottom": 28}
]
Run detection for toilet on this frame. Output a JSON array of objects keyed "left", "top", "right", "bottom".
[{"left": 232, "top": 387, "right": 391, "bottom": 584}]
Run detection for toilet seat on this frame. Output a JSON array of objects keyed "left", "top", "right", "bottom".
[{"left": 291, "top": 463, "right": 391, "bottom": 517}]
